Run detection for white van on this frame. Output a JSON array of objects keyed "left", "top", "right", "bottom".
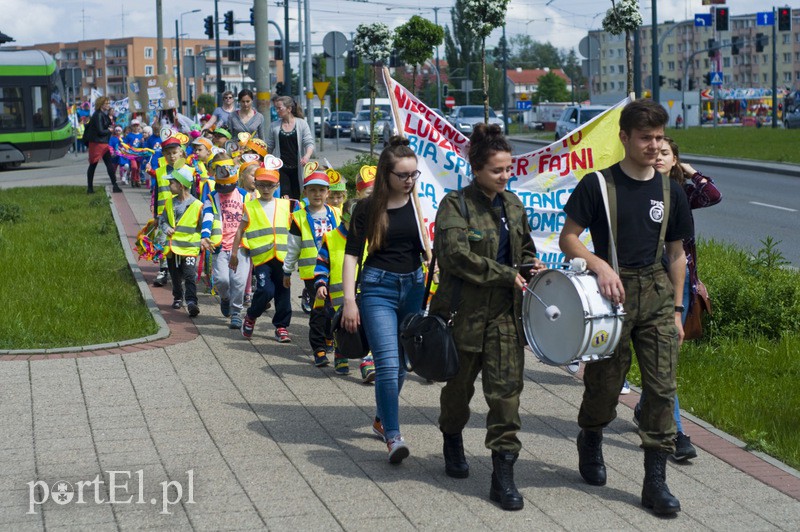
[{"left": 354, "top": 97, "right": 392, "bottom": 117}]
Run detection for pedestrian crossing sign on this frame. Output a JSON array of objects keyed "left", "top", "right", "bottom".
[{"left": 710, "top": 72, "right": 723, "bottom": 85}]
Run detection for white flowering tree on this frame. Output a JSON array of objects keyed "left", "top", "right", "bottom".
[
  {"left": 602, "top": 0, "right": 642, "bottom": 95},
  {"left": 461, "top": 0, "right": 510, "bottom": 123},
  {"left": 354, "top": 22, "right": 393, "bottom": 155}
]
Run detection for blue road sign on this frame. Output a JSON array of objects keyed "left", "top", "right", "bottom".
[
  {"left": 695, "top": 14, "right": 712, "bottom": 27},
  {"left": 710, "top": 71, "right": 723, "bottom": 86},
  {"left": 516, "top": 100, "right": 532, "bottom": 110},
  {"left": 756, "top": 12, "right": 775, "bottom": 26}
]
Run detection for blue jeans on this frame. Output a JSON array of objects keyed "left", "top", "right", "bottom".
[
  {"left": 359, "top": 265, "right": 425, "bottom": 440},
  {"left": 638, "top": 266, "right": 690, "bottom": 433}
]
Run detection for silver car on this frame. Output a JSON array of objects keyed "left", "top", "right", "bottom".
[
  {"left": 447, "top": 105, "right": 505, "bottom": 135},
  {"left": 784, "top": 107, "right": 800, "bottom": 129},
  {"left": 554, "top": 105, "right": 610, "bottom": 140},
  {"left": 350, "top": 110, "right": 388, "bottom": 143}
]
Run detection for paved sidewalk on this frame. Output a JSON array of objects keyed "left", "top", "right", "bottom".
[{"left": 2, "top": 146, "right": 800, "bottom": 530}]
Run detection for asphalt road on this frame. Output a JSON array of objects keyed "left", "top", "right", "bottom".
[
  {"left": 4, "top": 145, "right": 799, "bottom": 266},
  {"left": 510, "top": 140, "right": 800, "bottom": 267}
]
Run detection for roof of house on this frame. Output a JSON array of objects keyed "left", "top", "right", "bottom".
[{"left": 506, "top": 68, "right": 570, "bottom": 85}]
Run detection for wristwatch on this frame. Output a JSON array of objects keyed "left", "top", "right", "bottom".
[{"left": 674, "top": 305, "right": 685, "bottom": 313}]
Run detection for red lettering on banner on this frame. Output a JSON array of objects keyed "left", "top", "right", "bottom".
[
  {"left": 537, "top": 148, "right": 595, "bottom": 176},
  {"left": 515, "top": 157, "right": 529, "bottom": 176}
]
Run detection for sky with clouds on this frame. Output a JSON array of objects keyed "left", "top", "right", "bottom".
[{"left": 1, "top": 0, "right": 789, "bottom": 57}]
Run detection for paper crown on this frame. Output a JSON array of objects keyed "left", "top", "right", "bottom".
[
  {"left": 263, "top": 154, "right": 284, "bottom": 171},
  {"left": 303, "top": 161, "right": 319, "bottom": 178},
  {"left": 356, "top": 165, "right": 376, "bottom": 191},
  {"left": 255, "top": 167, "right": 280, "bottom": 183},
  {"left": 326, "top": 168, "right": 346, "bottom": 192}
]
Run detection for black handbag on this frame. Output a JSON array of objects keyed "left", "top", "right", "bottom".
[
  {"left": 331, "top": 237, "right": 370, "bottom": 359},
  {"left": 399, "top": 191, "right": 468, "bottom": 382}
]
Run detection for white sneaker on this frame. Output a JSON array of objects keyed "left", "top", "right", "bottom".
[
  {"left": 566, "top": 361, "right": 580, "bottom": 375},
  {"left": 620, "top": 380, "right": 631, "bottom": 395},
  {"left": 387, "top": 435, "right": 410, "bottom": 464}
]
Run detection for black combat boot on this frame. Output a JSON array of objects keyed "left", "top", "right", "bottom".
[
  {"left": 489, "top": 451, "right": 524, "bottom": 511},
  {"left": 577, "top": 429, "right": 607, "bottom": 486},
  {"left": 442, "top": 432, "right": 469, "bottom": 478},
  {"left": 641, "top": 449, "right": 681, "bottom": 515}
]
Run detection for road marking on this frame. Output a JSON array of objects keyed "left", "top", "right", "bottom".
[{"left": 749, "top": 201, "right": 797, "bottom": 212}]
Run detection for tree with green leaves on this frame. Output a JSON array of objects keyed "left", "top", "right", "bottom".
[
  {"left": 536, "top": 72, "right": 570, "bottom": 103},
  {"left": 506, "top": 36, "right": 562, "bottom": 70},
  {"left": 354, "top": 22, "right": 393, "bottom": 156},
  {"left": 602, "top": 0, "right": 642, "bottom": 95},
  {"left": 562, "top": 49, "right": 589, "bottom": 102},
  {"left": 461, "top": 0, "right": 511, "bottom": 123},
  {"left": 444, "top": 0, "right": 482, "bottom": 107},
  {"left": 394, "top": 16, "right": 445, "bottom": 97}
]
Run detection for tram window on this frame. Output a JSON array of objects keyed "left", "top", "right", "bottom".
[
  {"left": 49, "top": 81, "right": 68, "bottom": 126},
  {"left": 32, "top": 86, "right": 52, "bottom": 129},
  {"left": 0, "top": 87, "right": 24, "bottom": 130}
]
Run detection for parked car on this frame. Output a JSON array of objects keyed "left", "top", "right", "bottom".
[
  {"left": 382, "top": 113, "right": 398, "bottom": 147},
  {"left": 312, "top": 106, "right": 331, "bottom": 136},
  {"left": 783, "top": 107, "right": 800, "bottom": 129},
  {"left": 324, "top": 111, "right": 354, "bottom": 138},
  {"left": 554, "top": 105, "right": 610, "bottom": 140},
  {"left": 350, "top": 110, "right": 389, "bottom": 143},
  {"left": 447, "top": 105, "right": 505, "bottom": 135}
]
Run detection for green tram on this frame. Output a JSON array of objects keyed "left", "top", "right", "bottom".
[{"left": 0, "top": 50, "right": 72, "bottom": 168}]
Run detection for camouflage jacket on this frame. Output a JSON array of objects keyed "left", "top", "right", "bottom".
[{"left": 430, "top": 183, "right": 537, "bottom": 350}]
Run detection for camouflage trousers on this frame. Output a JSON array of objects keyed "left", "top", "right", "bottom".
[
  {"left": 439, "top": 311, "right": 525, "bottom": 453},
  {"left": 579, "top": 264, "right": 679, "bottom": 453}
]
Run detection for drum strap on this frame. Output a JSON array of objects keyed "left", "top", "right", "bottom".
[
  {"left": 422, "top": 190, "right": 469, "bottom": 320},
  {"left": 597, "top": 169, "right": 671, "bottom": 267}
]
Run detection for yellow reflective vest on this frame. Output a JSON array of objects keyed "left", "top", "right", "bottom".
[
  {"left": 243, "top": 197, "right": 292, "bottom": 266},
  {"left": 155, "top": 165, "right": 172, "bottom": 217},
  {"left": 313, "top": 227, "right": 367, "bottom": 311},
  {"left": 293, "top": 205, "right": 340, "bottom": 280},
  {"left": 166, "top": 195, "right": 203, "bottom": 257}
]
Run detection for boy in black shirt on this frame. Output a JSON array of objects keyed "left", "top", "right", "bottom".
[{"left": 560, "top": 99, "right": 692, "bottom": 516}]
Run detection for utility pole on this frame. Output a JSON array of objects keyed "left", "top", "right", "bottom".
[
  {"left": 434, "top": 7, "right": 441, "bottom": 111},
  {"left": 297, "top": 0, "right": 304, "bottom": 105},
  {"left": 214, "top": 0, "right": 223, "bottom": 105},
  {"left": 156, "top": 0, "right": 165, "bottom": 75},
  {"left": 254, "top": 0, "right": 271, "bottom": 127},
  {"left": 771, "top": 6, "right": 778, "bottom": 128},
  {"left": 175, "top": 20, "right": 182, "bottom": 112},
  {"left": 284, "top": 0, "right": 291, "bottom": 96},
  {"left": 633, "top": 28, "right": 641, "bottom": 97},
  {"left": 502, "top": 24, "right": 508, "bottom": 132},
  {"left": 651, "top": 0, "right": 658, "bottom": 104},
  {"left": 304, "top": 0, "right": 313, "bottom": 122}
]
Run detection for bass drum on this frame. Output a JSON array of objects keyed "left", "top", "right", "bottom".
[{"left": 522, "top": 269, "right": 624, "bottom": 366}]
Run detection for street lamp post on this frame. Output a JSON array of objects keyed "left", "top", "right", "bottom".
[{"left": 178, "top": 9, "right": 201, "bottom": 117}]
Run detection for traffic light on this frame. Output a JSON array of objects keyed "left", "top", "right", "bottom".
[
  {"left": 442, "top": 85, "right": 448, "bottom": 98},
  {"left": 778, "top": 8, "right": 792, "bottom": 32},
  {"left": 658, "top": 75, "right": 666, "bottom": 87},
  {"left": 703, "top": 73, "right": 712, "bottom": 86},
  {"left": 675, "top": 79, "right": 682, "bottom": 91},
  {"left": 707, "top": 39, "right": 716, "bottom": 58},
  {"left": 731, "top": 36, "right": 740, "bottom": 55},
  {"left": 274, "top": 40, "right": 283, "bottom": 61},
  {"left": 347, "top": 51, "right": 358, "bottom": 69},
  {"left": 689, "top": 79, "right": 696, "bottom": 91},
  {"left": 715, "top": 7, "right": 729, "bottom": 32},
  {"left": 389, "top": 49, "right": 403, "bottom": 68},
  {"left": 228, "top": 40, "right": 241, "bottom": 62},
  {"left": 203, "top": 16, "right": 214, "bottom": 39},
  {"left": 312, "top": 56, "right": 321, "bottom": 78},
  {"left": 275, "top": 82, "right": 284, "bottom": 96},
  {"left": 249, "top": 7, "right": 254, "bottom": 26},
  {"left": 755, "top": 33, "right": 765, "bottom": 53},
  {"left": 224, "top": 10, "right": 234, "bottom": 35}
]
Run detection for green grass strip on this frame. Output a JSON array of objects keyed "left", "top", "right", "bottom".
[
  {"left": 0, "top": 187, "right": 158, "bottom": 350},
  {"left": 665, "top": 127, "right": 800, "bottom": 165}
]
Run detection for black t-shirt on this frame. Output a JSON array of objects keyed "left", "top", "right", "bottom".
[
  {"left": 564, "top": 164, "right": 693, "bottom": 269},
  {"left": 345, "top": 197, "right": 423, "bottom": 274},
  {"left": 278, "top": 127, "right": 298, "bottom": 168},
  {"left": 493, "top": 194, "right": 511, "bottom": 266}
]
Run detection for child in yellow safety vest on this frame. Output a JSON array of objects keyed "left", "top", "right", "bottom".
[
  {"left": 314, "top": 198, "right": 376, "bottom": 381},
  {"left": 283, "top": 171, "right": 341, "bottom": 367},
  {"left": 153, "top": 136, "right": 186, "bottom": 288},
  {"left": 158, "top": 164, "right": 204, "bottom": 317},
  {"left": 230, "top": 167, "right": 294, "bottom": 342}
]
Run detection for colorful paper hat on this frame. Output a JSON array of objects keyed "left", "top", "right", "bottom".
[
  {"left": 212, "top": 157, "right": 238, "bottom": 185},
  {"left": 213, "top": 127, "right": 232, "bottom": 139},
  {"left": 168, "top": 166, "right": 194, "bottom": 188},
  {"left": 161, "top": 136, "right": 182, "bottom": 149},
  {"left": 304, "top": 171, "right": 330, "bottom": 188},
  {"left": 255, "top": 167, "right": 280, "bottom": 183},
  {"left": 192, "top": 136, "right": 213, "bottom": 151},
  {"left": 357, "top": 165, "right": 376, "bottom": 191},
  {"left": 303, "top": 161, "right": 319, "bottom": 178},
  {"left": 263, "top": 154, "right": 284, "bottom": 171},
  {"left": 246, "top": 137, "right": 267, "bottom": 157},
  {"left": 327, "top": 168, "right": 346, "bottom": 192},
  {"left": 236, "top": 160, "right": 258, "bottom": 182}
]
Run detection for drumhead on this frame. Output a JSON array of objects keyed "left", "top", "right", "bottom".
[{"left": 523, "top": 270, "right": 587, "bottom": 365}]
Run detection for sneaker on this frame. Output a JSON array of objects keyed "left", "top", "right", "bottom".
[
  {"left": 241, "top": 315, "right": 256, "bottom": 338},
  {"left": 220, "top": 298, "right": 231, "bottom": 317},
  {"left": 313, "top": 350, "right": 330, "bottom": 367},
  {"left": 187, "top": 302, "right": 200, "bottom": 317},
  {"left": 620, "top": 380, "right": 631, "bottom": 395},
  {"left": 387, "top": 435, "right": 410, "bottom": 464},
  {"left": 154, "top": 270, "right": 169, "bottom": 287},
  {"left": 372, "top": 418, "right": 386, "bottom": 442},
  {"left": 334, "top": 355, "right": 349, "bottom": 375},
  {"left": 171, "top": 299, "right": 183, "bottom": 309},
  {"left": 301, "top": 288, "right": 312, "bottom": 314},
  {"left": 567, "top": 361, "right": 580, "bottom": 375},
  {"left": 360, "top": 356, "right": 376, "bottom": 384},
  {"left": 275, "top": 327, "right": 291, "bottom": 343},
  {"left": 229, "top": 313, "right": 243, "bottom": 330},
  {"left": 633, "top": 402, "right": 641, "bottom": 427},
  {"left": 673, "top": 432, "right": 698, "bottom": 461}
]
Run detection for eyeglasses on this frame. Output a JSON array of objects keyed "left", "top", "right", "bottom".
[
  {"left": 223, "top": 95, "right": 234, "bottom": 100},
  {"left": 254, "top": 182, "right": 279, "bottom": 189},
  {"left": 391, "top": 170, "right": 421, "bottom": 181}
]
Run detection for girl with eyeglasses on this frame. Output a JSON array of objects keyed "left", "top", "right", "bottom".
[
  {"left": 341, "top": 136, "right": 427, "bottom": 464},
  {"left": 227, "top": 89, "right": 266, "bottom": 141}
]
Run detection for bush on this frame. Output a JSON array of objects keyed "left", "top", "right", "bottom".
[
  {"left": 337, "top": 152, "right": 379, "bottom": 197},
  {"left": 0, "top": 203, "right": 22, "bottom": 224},
  {"left": 698, "top": 237, "right": 800, "bottom": 341}
]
